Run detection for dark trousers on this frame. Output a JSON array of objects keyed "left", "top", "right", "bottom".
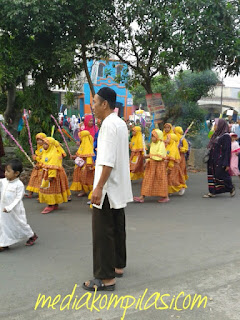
[{"left": 92, "top": 195, "right": 126, "bottom": 279}]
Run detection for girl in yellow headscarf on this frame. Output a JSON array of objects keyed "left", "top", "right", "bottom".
[
  {"left": 134, "top": 129, "right": 169, "bottom": 203},
  {"left": 38, "top": 137, "right": 69, "bottom": 214},
  {"left": 174, "top": 126, "right": 189, "bottom": 181},
  {"left": 130, "top": 126, "right": 145, "bottom": 180},
  {"left": 70, "top": 130, "right": 95, "bottom": 197},
  {"left": 163, "top": 123, "right": 173, "bottom": 145},
  {"left": 166, "top": 133, "right": 187, "bottom": 195},
  {"left": 54, "top": 139, "right": 72, "bottom": 201},
  {"left": 25, "top": 132, "right": 46, "bottom": 198}
]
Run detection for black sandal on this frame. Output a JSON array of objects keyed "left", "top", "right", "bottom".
[
  {"left": 82, "top": 279, "right": 115, "bottom": 291},
  {"left": 115, "top": 272, "right": 123, "bottom": 278},
  {"left": 0, "top": 246, "right": 9, "bottom": 252}
]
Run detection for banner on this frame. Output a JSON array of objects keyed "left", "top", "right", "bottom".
[
  {"left": 91, "top": 61, "right": 99, "bottom": 84},
  {"left": 145, "top": 93, "right": 165, "bottom": 123}
]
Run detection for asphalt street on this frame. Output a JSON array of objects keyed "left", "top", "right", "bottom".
[{"left": 1, "top": 172, "right": 240, "bottom": 320}]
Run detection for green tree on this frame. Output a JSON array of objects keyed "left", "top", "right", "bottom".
[
  {"left": 0, "top": 32, "right": 36, "bottom": 130},
  {"left": 105, "top": 0, "right": 240, "bottom": 93},
  {"left": 60, "top": 0, "right": 114, "bottom": 96},
  {"left": 0, "top": 0, "right": 81, "bottom": 138},
  {"left": 130, "top": 70, "right": 219, "bottom": 130}
]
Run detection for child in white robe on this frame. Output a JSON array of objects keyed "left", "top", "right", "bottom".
[{"left": 0, "top": 159, "right": 38, "bottom": 252}]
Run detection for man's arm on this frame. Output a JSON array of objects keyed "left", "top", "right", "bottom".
[{"left": 91, "top": 166, "right": 112, "bottom": 206}]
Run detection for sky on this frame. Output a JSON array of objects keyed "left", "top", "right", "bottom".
[{"left": 223, "top": 75, "right": 240, "bottom": 88}]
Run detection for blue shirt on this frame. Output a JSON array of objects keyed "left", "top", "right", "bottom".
[{"left": 233, "top": 124, "right": 240, "bottom": 138}]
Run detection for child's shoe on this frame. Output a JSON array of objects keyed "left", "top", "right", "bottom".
[
  {"left": 178, "top": 188, "right": 185, "bottom": 196},
  {"left": 41, "top": 206, "right": 55, "bottom": 214},
  {"left": 25, "top": 233, "right": 38, "bottom": 246}
]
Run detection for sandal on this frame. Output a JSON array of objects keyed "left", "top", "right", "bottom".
[
  {"left": 77, "top": 192, "right": 86, "bottom": 197},
  {"left": 24, "top": 194, "right": 33, "bottom": 199},
  {"left": 133, "top": 196, "right": 144, "bottom": 203},
  {"left": 115, "top": 272, "right": 123, "bottom": 278},
  {"left": 158, "top": 198, "right": 170, "bottom": 203},
  {"left": 0, "top": 246, "right": 9, "bottom": 252},
  {"left": 203, "top": 193, "right": 216, "bottom": 198},
  {"left": 41, "top": 206, "right": 55, "bottom": 214},
  {"left": 82, "top": 279, "right": 115, "bottom": 291},
  {"left": 230, "top": 187, "right": 235, "bottom": 197},
  {"left": 25, "top": 233, "right": 38, "bottom": 246}
]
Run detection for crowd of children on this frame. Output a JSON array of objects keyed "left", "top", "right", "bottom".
[
  {"left": 2, "top": 114, "right": 240, "bottom": 253},
  {"left": 132, "top": 123, "right": 189, "bottom": 203},
  {"left": 0, "top": 117, "right": 191, "bottom": 252}
]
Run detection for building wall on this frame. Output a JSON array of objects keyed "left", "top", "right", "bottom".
[
  {"left": 198, "top": 85, "right": 240, "bottom": 113},
  {"left": 82, "top": 60, "right": 133, "bottom": 118}
]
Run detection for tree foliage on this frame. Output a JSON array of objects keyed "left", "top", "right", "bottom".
[
  {"left": 104, "top": 0, "right": 240, "bottom": 93},
  {"left": 0, "top": 0, "right": 113, "bottom": 139},
  {"left": 131, "top": 70, "right": 219, "bottom": 130}
]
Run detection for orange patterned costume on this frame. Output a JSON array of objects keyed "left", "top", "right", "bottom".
[
  {"left": 26, "top": 132, "right": 46, "bottom": 194},
  {"left": 130, "top": 126, "right": 145, "bottom": 180},
  {"left": 174, "top": 126, "right": 189, "bottom": 181},
  {"left": 70, "top": 130, "right": 95, "bottom": 194},
  {"left": 166, "top": 133, "right": 187, "bottom": 194},
  {"left": 141, "top": 129, "right": 168, "bottom": 198},
  {"left": 39, "top": 137, "right": 70, "bottom": 205}
]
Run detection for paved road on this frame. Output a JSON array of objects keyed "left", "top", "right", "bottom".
[{"left": 1, "top": 172, "right": 240, "bottom": 320}]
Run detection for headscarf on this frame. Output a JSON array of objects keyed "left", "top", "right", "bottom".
[
  {"left": 82, "top": 115, "right": 98, "bottom": 138},
  {"left": 41, "top": 137, "right": 61, "bottom": 168},
  {"left": 70, "top": 115, "right": 78, "bottom": 132},
  {"left": 130, "top": 126, "right": 144, "bottom": 152},
  {"left": 163, "top": 123, "right": 173, "bottom": 141},
  {"left": 36, "top": 132, "right": 47, "bottom": 140},
  {"left": 77, "top": 130, "right": 94, "bottom": 165},
  {"left": 150, "top": 129, "right": 167, "bottom": 161},
  {"left": 166, "top": 133, "right": 180, "bottom": 161},
  {"left": 54, "top": 140, "right": 66, "bottom": 158},
  {"left": 53, "top": 140, "right": 66, "bottom": 166},
  {"left": 174, "top": 126, "right": 184, "bottom": 143},
  {"left": 208, "top": 118, "right": 229, "bottom": 149},
  {"left": 35, "top": 132, "right": 47, "bottom": 161}
]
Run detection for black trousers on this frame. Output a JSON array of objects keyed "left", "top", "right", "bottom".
[{"left": 92, "top": 195, "right": 126, "bottom": 279}]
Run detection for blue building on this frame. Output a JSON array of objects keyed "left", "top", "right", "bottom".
[{"left": 80, "top": 59, "right": 133, "bottom": 118}]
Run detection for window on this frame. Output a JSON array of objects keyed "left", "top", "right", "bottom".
[
  {"left": 98, "top": 63, "right": 105, "bottom": 77},
  {"left": 116, "top": 65, "right": 123, "bottom": 76}
]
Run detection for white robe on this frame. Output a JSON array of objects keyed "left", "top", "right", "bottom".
[{"left": 0, "top": 178, "right": 34, "bottom": 247}]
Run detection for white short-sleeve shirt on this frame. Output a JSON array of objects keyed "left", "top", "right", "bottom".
[{"left": 93, "top": 113, "right": 133, "bottom": 209}]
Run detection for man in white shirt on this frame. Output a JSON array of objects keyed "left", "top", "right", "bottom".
[{"left": 83, "top": 87, "right": 133, "bottom": 291}]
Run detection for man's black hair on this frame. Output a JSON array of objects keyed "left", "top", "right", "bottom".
[
  {"left": 97, "top": 87, "right": 117, "bottom": 110},
  {"left": 7, "top": 159, "right": 23, "bottom": 176}
]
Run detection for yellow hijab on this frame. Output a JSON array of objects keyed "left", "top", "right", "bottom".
[
  {"left": 36, "top": 132, "right": 47, "bottom": 140},
  {"left": 77, "top": 130, "right": 94, "bottom": 165},
  {"left": 53, "top": 140, "right": 66, "bottom": 166},
  {"left": 35, "top": 132, "right": 46, "bottom": 161},
  {"left": 130, "top": 126, "right": 144, "bottom": 152},
  {"left": 174, "top": 126, "right": 184, "bottom": 143},
  {"left": 166, "top": 133, "right": 180, "bottom": 161},
  {"left": 41, "top": 137, "right": 61, "bottom": 168},
  {"left": 54, "top": 140, "right": 66, "bottom": 157},
  {"left": 150, "top": 129, "right": 167, "bottom": 161},
  {"left": 163, "top": 123, "right": 173, "bottom": 140}
]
